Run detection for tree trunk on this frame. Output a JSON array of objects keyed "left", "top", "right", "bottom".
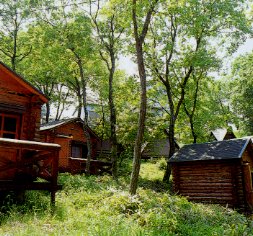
[
  {"left": 109, "top": 51, "right": 118, "bottom": 179},
  {"left": 81, "top": 78, "right": 92, "bottom": 176},
  {"left": 45, "top": 102, "right": 50, "bottom": 123},
  {"left": 76, "top": 83, "right": 82, "bottom": 119},
  {"left": 129, "top": 0, "right": 156, "bottom": 194},
  {"left": 70, "top": 48, "right": 92, "bottom": 175},
  {"left": 163, "top": 118, "right": 175, "bottom": 183}
]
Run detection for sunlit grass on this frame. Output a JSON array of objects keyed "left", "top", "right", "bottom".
[{"left": 0, "top": 158, "right": 252, "bottom": 235}]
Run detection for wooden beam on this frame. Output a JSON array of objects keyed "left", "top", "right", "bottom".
[{"left": 242, "top": 162, "right": 253, "bottom": 209}]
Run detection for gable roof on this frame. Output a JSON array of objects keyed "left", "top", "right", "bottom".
[
  {"left": 210, "top": 128, "right": 236, "bottom": 141},
  {"left": 40, "top": 118, "right": 99, "bottom": 139},
  {"left": 0, "top": 61, "right": 48, "bottom": 103},
  {"left": 211, "top": 128, "right": 227, "bottom": 141},
  {"left": 169, "top": 138, "right": 251, "bottom": 163}
]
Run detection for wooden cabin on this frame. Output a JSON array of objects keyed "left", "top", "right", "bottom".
[
  {"left": 169, "top": 138, "right": 253, "bottom": 212},
  {"left": 142, "top": 139, "right": 179, "bottom": 160},
  {"left": 40, "top": 118, "right": 111, "bottom": 174},
  {"left": 0, "top": 61, "right": 61, "bottom": 204}
]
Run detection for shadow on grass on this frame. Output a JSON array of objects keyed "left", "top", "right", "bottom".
[{"left": 138, "top": 177, "right": 173, "bottom": 193}]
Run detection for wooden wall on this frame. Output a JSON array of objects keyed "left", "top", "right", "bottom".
[
  {"left": 0, "top": 70, "right": 44, "bottom": 180},
  {"left": 171, "top": 160, "right": 246, "bottom": 209},
  {"left": 40, "top": 121, "right": 98, "bottom": 171},
  {"left": 0, "top": 89, "right": 42, "bottom": 141}
]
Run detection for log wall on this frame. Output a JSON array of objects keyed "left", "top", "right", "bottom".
[{"left": 171, "top": 160, "right": 246, "bottom": 209}]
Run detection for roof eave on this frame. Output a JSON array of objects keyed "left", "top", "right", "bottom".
[{"left": 0, "top": 61, "right": 48, "bottom": 104}]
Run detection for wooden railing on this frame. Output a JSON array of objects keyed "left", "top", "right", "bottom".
[
  {"left": 0, "top": 138, "right": 61, "bottom": 205},
  {"left": 69, "top": 157, "right": 112, "bottom": 175}
]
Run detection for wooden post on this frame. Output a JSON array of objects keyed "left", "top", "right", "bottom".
[
  {"left": 242, "top": 162, "right": 253, "bottom": 209},
  {"left": 51, "top": 150, "right": 59, "bottom": 206}
]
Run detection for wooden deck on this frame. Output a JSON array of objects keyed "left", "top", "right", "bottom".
[
  {"left": 69, "top": 157, "right": 112, "bottom": 175},
  {"left": 0, "top": 138, "right": 62, "bottom": 205}
]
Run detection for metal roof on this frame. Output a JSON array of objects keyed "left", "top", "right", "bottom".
[
  {"left": 40, "top": 118, "right": 75, "bottom": 131},
  {"left": 169, "top": 138, "right": 251, "bottom": 163},
  {"left": 40, "top": 117, "right": 100, "bottom": 139}
]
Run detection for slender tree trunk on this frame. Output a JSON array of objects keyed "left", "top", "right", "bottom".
[
  {"left": 45, "top": 102, "right": 50, "bottom": 123},
  {"left": 129, "top": 39, "right": 147, "bottom": 194},
  {"left": 129, "top": 0, "right": 156, "bottom": 195},
  {"left": 81, "top": 77, "right": 92, "bottom": 176},
  {"left": 76, "top": 84, "right": 82, "bottom": 119},
  {"left": 183, "top": 74, "right": 201, "bottom": 144},
  {"left": 163, "top": 120, "right": 175, "bottom": 182},
  {"left": 55, "top": 85, "right": 63, "bottom": 121},
  {"left": 70, "top": 48, "right": 92, "bottom": 175},
  {"left": 109, "top": 52, "right": 118, "bottom": 179}
]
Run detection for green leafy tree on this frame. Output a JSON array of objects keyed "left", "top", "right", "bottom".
[
  {"left": 129, "top": 0, "right": 158, "bottom": 195},
  {"left": 88, "top": 0, "right": 127, "bottom": 179},
  {"left": 0, "top": 0, "right": 33, "bottom": 70},
  {"left": 229, "top": 52, "right": 253, "bottom": 135},
  {"left": 19, "top": 24, "right": 73, "bottom": 122},
  {"left": 146, "top": 0, "right": 251, "bottom": 182}
]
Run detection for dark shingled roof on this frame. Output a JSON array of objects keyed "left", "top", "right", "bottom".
[{"left": 169, "top": 138, "right": 251, "bottom": 163}]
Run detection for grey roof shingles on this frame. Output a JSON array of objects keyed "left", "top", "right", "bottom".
[
  {"left": 40, "top": 118, "right": 76, "bottom": 131},
  {"left": 169, "top": 138, "right": 251, "bottom": 163}
]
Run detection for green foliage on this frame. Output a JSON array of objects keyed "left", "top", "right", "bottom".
[
  {"left": 228, "top": 52, "right": 253, "bottom": 135},
  {"left": 0, "top": 161, "right": 252, "bottom": 235}
]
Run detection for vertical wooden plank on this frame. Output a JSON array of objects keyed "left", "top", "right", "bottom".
[
  {"left": 242, "top": 162, "right": 253, "bottom": 209},
  {"left": 231, "top": 164, "right": 238, "bottom": 207},
  {"left": 172, "top": 164, "right": 180, "bottom": 193},
  {"left": 51, "top": 149, "right": 60, "bottom": 206}
]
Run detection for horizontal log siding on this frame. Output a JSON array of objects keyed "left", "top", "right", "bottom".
[{"left": 172, "top": 160, "right": 246, "bottom": 209}]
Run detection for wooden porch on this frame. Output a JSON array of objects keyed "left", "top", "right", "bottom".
[
  {"left": 69, "top": 157, "right": 112, "bottom": 175},
  {"left": 0, "top": 138, "right": 62, "bottom": 205}
]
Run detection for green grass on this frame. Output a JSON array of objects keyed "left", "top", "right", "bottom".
[{"left": 0, "top": 159, "right": 252, "bottom": 235}]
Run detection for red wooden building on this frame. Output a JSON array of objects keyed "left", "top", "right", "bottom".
[
  {"left": 40, "top": 118, "right": 101, "bottom": 173},
  {"left": 0, "top": 61, "right": 61, "bottom": 204},
  {"left": 169, "top": 138, "right": 253, "bottom": 212}
]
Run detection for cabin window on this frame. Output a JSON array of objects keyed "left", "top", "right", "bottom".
[
  {"left": 0, "top": 114, "right": 20, "bottom": 139},
  {"left": 71, "top": 142, "right": 88, "bottom": 159}
]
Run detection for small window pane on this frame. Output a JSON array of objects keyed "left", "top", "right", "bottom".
[
  {"left": 72, "top": 145, "right": 82, "bottom": 158},
  {"left": 3, "top": 133, "right": 15, "bottom": 139},
  {"left": 4, "top": 117, "right": 17, "bottom": 132}
]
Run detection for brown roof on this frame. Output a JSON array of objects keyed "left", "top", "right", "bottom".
[{"left": 0, "top": 61, "right": 48, "bottom": 103}]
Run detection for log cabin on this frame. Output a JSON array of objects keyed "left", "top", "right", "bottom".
[
  {"left": 40, "top": 118, "right": 112, "bottom": 175},
  {"left": 0, "top": 61, "right": 61, "bottom": 204},
  {"left": 169, "top": 138, "right": 253, "bottom": 212}
]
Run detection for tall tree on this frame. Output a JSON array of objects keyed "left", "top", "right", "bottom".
[
  {"left": 129, "top": 0, "right": 158, "bottom": 195},
  {"left": 88, "top": 0, "right": 126, "bottom": 179},
  {"left": 0, "top": 0, "right": 33, "bottom": 70},
  {"left": 34, "top": 1, "right": 100, "bottom": 174},
  {"left": 147, "top": 0, "right": 251, "bottom": 182},
  {"left": 19, "top": 24, "right": 73, "bottom": 123},
  {"left": 229, "top": 52, "right": 253, "bottom": 135}
]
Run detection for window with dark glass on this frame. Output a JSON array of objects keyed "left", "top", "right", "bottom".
[
  {"left": 0, "top": 114, "right": 20, "bottom": 139},
  {"left": 71, "top": 142, "right": 88, "bottom": 159}
]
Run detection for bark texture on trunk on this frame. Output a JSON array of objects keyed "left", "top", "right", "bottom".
[{"left": 129, "top": 0, "right": 157, "bottom": 195}]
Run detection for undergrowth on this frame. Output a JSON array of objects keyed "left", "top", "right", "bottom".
[{"left": 0, "top": 158, "right": 252, "bottom": 235}]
